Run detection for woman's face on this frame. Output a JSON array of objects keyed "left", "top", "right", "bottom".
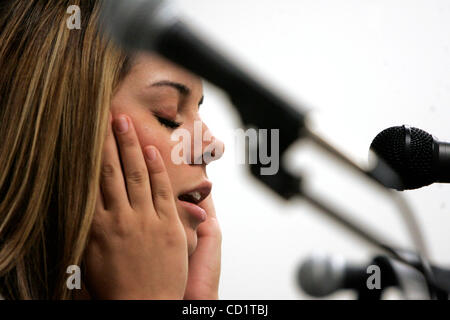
[{"left": 111, "top": 53, "right": 224, "bottom": 256}]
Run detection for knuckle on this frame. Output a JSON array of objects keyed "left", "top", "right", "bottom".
[
  {"left": 114, "top": 215, "right": 133, "bottom": 237},
  {"left": 120, "top": 135, "right": 138, "bottom": 148},
  {"left": 101, "top": 163, "right": 116, "bottom": 179},
  {"left": 155, "top": 187, "right": 172, "bottom": 201},
  {"left": 126, "top": 168, "right": 148, "bottom": 185},
  {"left": 149, "top": 162, "right": 165, "bottom": 174},
  {"left": 90, "top": 212, "right": 107, "bottom": 240}
]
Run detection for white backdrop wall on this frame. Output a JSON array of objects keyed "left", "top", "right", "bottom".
[{"left": 173, "top": 0, "right": 450, "bottom": 299}]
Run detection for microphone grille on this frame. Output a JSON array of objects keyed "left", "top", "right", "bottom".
[
  {"left": 370, "top": 126, "right": 434, "bottom": 190},
  {"left": 297, "top": 254, "right": 345, "bottom": 297}
]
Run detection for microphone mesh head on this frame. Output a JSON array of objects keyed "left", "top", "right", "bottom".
[
  {"left": 370, "top": 126, "right": 434, "bottom": 190},
  {"left": 298, "top": 254, "right": 345, "bottom": 297}
]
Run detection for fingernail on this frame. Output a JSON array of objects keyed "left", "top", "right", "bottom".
[
  {"left": 145, "top": 146, "right": 156, "bottom": 161},
  {"left": 114, "top": 116, "right": 129, "bottom": 133}
]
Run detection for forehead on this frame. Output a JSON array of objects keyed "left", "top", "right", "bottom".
[{"left": 127, "top": 53, "right": 203, "bottom": 91}]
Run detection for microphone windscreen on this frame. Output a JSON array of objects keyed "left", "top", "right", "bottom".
[
  {"left": 298, "top": 254, "right": 346, "bottom": 297},
  {"left": 370, "top": 126, "right": 434, "bottom": 190}
]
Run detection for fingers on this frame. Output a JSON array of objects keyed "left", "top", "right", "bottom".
[
  {"left": 143, "top": 146, "right": 178, "bottom": 220},
  {"left": 100, "top": 114, "right": 128, "bottom": 210},
  {"left": 112, "top": 115, "right": 151, "bottom": 210},
  {"left": 99, "top": 113, "right": 177, "bottom": 221}
]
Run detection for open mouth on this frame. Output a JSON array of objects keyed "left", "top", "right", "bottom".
[{"left": 177, "top": 182, "right": 212, "bottom": 205}]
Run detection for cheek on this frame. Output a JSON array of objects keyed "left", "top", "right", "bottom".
[
  {"left": 138, "top": 124, "right": 174, "bottom": 164},
  {"left": 135, "top": 124, "right": 184, "bottom": 191},
  {"left": 110, "top": 97, "right": 188, "bottom": 192}
]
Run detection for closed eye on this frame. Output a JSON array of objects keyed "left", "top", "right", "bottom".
[{"left": 156, "top": 116, "right": 182, "bottom": 129}]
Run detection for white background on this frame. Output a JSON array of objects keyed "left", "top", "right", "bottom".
[{"left": 173, "top": 0, "right": 450, "bottom": 299}]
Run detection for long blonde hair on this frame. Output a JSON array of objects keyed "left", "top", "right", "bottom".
[{"left": 0, "top": 0, "right": 130, "bottom": 299}]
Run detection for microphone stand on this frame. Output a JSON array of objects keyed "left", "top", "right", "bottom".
[
  {"left": 237, "top": 99, "right": 447, "bottom": 299},
  {"left": 144, "top": 19, "right": 446, "bottom": 299},
  {"left": 157, "top": 20, "right": 428, "bottom": 259}
]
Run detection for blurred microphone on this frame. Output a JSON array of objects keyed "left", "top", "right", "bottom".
[
  {"left": 297, "top": 254, "right": 395, "bottom": 298},
  {"left": 298, "top": 254, "right": 359, "bottom": 297},
  {"left": 297, "top": 254, "right": 415, "bottom": 299},
  {"left": 297, "top": 253, "right": 450, "bottom": 299},
  {"left": 370, "top": 125, "right": 450, "bottom": 190}
]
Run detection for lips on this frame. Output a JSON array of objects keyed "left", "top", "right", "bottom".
[
  {"left": 177, "top": 181, "right": 212, "bottom": 222},
  {"left": 177, "top": 181, "right": 212, "bottom": 205}
]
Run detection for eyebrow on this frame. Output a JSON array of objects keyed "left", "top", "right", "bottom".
[
  {"left": 151, "top": 80, "right": 190, "bottom": 95},
  {"left": 150, "top": 80, "right": 204, "bottom": 107}
]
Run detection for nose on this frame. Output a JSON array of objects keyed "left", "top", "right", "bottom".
[
  {"left": 191, "top": 121, "right": 225, "bottom": 165},
  {"left": 205, "top": 135, "right": 225, "bottom": 162}
]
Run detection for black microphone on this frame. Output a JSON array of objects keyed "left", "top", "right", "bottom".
[{"left": 370, "top": 125, "right": 450, "bottom": 190}]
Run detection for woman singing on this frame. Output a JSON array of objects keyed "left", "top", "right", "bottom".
[{"left": 0, "top": 0, "right": 225, "bottom": 300}]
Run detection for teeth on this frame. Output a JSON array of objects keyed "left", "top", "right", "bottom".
[{"left": 188, "top": 191, "right": 202, "bottom": 201}]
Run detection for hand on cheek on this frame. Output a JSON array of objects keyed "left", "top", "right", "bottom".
[{"left": 85, "top": 114, "right": 189, "bottom": 300}]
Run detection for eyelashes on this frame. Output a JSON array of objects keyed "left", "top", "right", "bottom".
[{"left": 155, "top": 115, "right": 182, "bottom": 129}]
